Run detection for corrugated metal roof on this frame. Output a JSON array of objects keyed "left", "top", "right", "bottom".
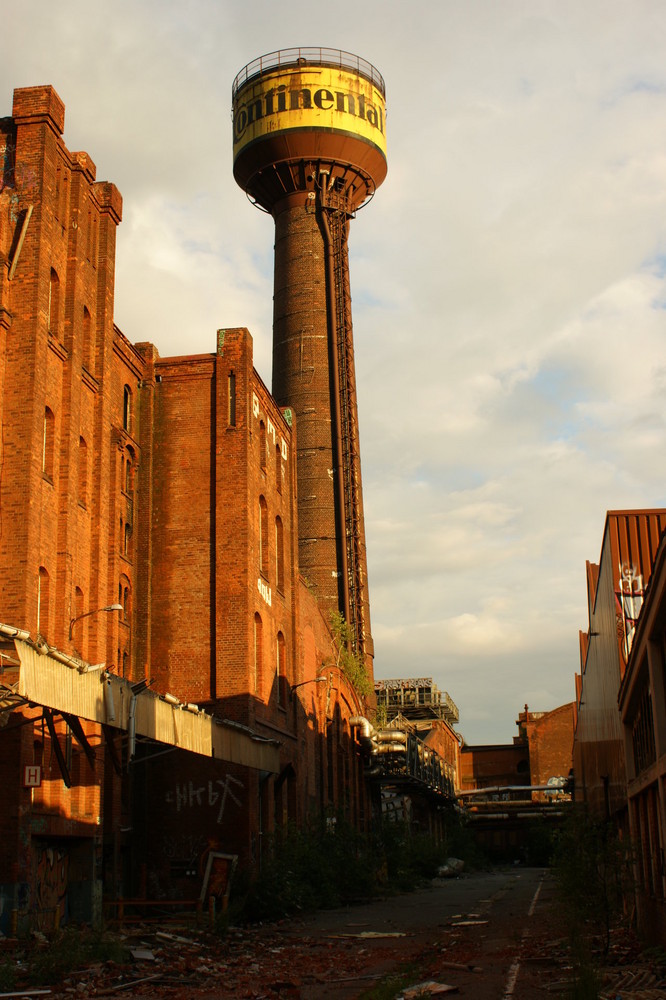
[{"left": 14, "top": 638, "right": 280, "bottom": 773}]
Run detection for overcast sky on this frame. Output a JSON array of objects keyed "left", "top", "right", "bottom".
[{"left": 5, "top": 1, "right": 666, "bottom": 745}]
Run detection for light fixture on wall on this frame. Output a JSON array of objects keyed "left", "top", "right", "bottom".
[{"left": 69, "top": 603, "right": 123, "bottom": 641}]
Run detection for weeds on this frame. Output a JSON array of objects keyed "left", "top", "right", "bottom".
[
  {"left": 29, "top": 928, "right": 130, "bottom": 985},
  {"left": 229, "top": 815, "right": 467, "bottom": 924},
  {"left": 329, "top": 611, "right": 373, "bottom": 698},
  {"left": 0, "top": 960, "right": 16, "bottom": 991},
  {"left": 358, "top": 963, "right": 419, "bottom": 999},
  {"left": 553, "top": 807, "right": 634, "bottom": 998}
]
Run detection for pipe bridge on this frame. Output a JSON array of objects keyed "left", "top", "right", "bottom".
[{"left": 351, "top": 717, "right": 456, "bottom": 801}]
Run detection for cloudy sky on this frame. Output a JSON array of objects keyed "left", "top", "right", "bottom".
[{"left": 5, "top": 1, "right": 666, "bottom": 744}]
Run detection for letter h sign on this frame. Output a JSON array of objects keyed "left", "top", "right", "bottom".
[{"left": 23, "top": 765, "right": 42, "bottom": 788}]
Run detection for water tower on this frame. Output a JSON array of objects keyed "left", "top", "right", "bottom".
[{"left": 232, "top": 48, "right": 387, "bottom": 668}]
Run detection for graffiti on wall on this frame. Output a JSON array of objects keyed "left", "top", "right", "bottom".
[
  {"left": 34, "top": 845, "right": 68, "bottom": 930},
  {"left": 165, "top": 776, "right": 244, "bottom": 826},
  {"left": 616, "top": 563, "right": 644, "bottom": 663}
]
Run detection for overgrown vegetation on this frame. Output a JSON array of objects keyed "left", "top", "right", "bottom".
[
  {"left": 552, "top": 808, "right": 634, "bottom": 998},
  {"left": 357, "top": 963, "right": 420, "bottom": 1000},
  {"left": 29, "top": 927, "right": 130, "bottom": 986},
  {"left": 0, "top": 959, "right": 16, "bottom": 991},
  {"left": 329, "top": 611, "right": 373, "bottom": 698},
  {"left": 229, "top": 813, "right": 477, "bottom": 924}
]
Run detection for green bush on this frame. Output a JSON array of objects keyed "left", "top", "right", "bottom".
[
  {"left": 231, "top": 816, "right": 458, "bottom": 923},
  {"left": 231, "top": 818, "right": 381, "bottom": 922}
]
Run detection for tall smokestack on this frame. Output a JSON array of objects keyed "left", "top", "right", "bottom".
[{"left": 232, "top": 48, "right": 387, "bottom": 669}]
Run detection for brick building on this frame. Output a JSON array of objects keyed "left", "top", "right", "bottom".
[
  {"left": 573, "top": 510, "right": 666, "bottom": 946},
  {"left": 574, "top": 510, "right": 666, "bottom": 822},
  {"left": 459, "top": 704, "right": 574, "bottom": 861},
  {"left": 0, "top": 85, "right": 372, "bottom": 930},
  {"left": 618, "top": 529, "right": 666, "bottom": 945},
  {"left": 458, "top": 703, "right": 574, "bottom": 796}
]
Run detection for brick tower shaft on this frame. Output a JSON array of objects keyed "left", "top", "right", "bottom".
[
  {"left": 232, "top": 48, "right": 387, "bottom": 668},
  {"left": 272, "top": 188, "right": 374, "bottom": 662}
]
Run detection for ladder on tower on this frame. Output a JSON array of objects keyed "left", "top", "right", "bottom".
[{"left": 325, "top": 201, "right": 367, "bottom": 660}]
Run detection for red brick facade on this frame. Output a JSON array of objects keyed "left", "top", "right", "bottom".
[
  {"left": 0, "top": 85, "right": 373, "bottom": 930},
  {"left": 460, "top": 703, "right": 574, "bottom": 794},
  {"left": 518, "top": 703, "right": 574, "bottom": 789}
]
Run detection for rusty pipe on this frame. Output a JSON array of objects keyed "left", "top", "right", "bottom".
[{"left": 318, "top": 182, "right": 351, "bottom": 631}]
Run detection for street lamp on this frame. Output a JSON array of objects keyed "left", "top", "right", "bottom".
[
  {"left": 291, "top": 675, "right": 328, "bottom": 698},
  {"left": 69, "top": 603, "right": 123, "bottom": 641}
]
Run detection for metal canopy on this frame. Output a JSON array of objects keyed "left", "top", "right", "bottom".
[{"left": 8, "top": 634, "right": 280, "bottom": 774}]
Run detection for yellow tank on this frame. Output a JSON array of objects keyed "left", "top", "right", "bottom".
[{"left": 232, "top": 48, "right": 387, "bottom": 213}]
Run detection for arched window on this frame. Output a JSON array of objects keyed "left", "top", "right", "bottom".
[
  {"left": 259, "top": 496, "right": 269, "bottom": 577},
  {"left": 125, "top": 446, "right": 135, "bottom": 493},
  {"left": 75, "top": 586, "right": 84, "bottom": 622},
  {"left": 42, "top": 407, "right": 55, "bottom": 479},
  {"left": 48, "top": 269, "right": 60, "bottom": 337},
  {"left": 124, "top": 522, "right": 132, "bottom": 557},
  {"left": 78, "top": 436, "right": 88, "bottom": 507},
  {"left": 123, "top": 385, "right": 131, "bottom": 432},
  {"left": 82, "top": 306, "right": 92, "bottom": 371},
  {"left": 119, "top": 576, "right": 131, "bottom": 621},
  {"left": 37, "top": 567, "right": 50, "bottom": 638},
  {"left": 253, "top": 613, "right": 263, "bottom": 694},
  {"left": 259, "top": 420, "right": 267, "bottom": 471},
  {"left": 276, "top": 631, "right": 286, "bottom": 708},
  {"left": 275, "top": 516, "right": 284, "bottom": 593}
]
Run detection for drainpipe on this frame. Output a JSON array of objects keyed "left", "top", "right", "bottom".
[
  {"left": 318, "top": 178, "right": 352, "bottom": 629},
  {"left": 128, "top": 694, "right": 137, "bottom": 766}
]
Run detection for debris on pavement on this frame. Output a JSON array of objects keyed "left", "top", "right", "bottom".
[{"left": 399, "top": 982, "right": 458, "bottom": 998}]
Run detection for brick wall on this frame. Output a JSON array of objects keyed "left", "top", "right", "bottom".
[
  {"left": 523, "top": 703, "right": 574, "bottom": 787},
  {"left": 0, "top": 84, "right": 376, "bottom": 911}
]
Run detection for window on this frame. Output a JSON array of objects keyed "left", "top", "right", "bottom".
[
  {"left": 42, "top": 408, "right": 55, "bottom": 479},
  {"left": 48, "top": 269, "right": 60, "bottom": 337},
  {"left": 78, "top": 436, "right": 88, "bottom": 507},
  {"left": 276, "top": 444, "right": 282, "bottom": 494},
  {"left": 125, "top": 446, "right": 135, "bottom": 493},
  {"left": 119, "top": 576, "right": 131, "bottom": 621},
  {"left": 277, "top": 631, "right": 286, "bottom": 708},
  {"left": 253, "top": 613, "right": 263, "bottom": 694},
  {"left": 275, "top": 516, "right": 284, "bottom": 592},
  {"left": 74, "top": 586, "right": 84, "bottom": 622},
  {"left": 123, "top": 385, "right": 131, "bottom": 432},
  {"left": 260, "top": 421, "right": 267, "bottom": 472},
  {"left": 228, "top": 371, "right": 236, "bottom": 427},
  {"left": 259, "top": 496, "right": 269, "bottom": 577},
  {"left": 37, "top": 567, "right": 50, "bottom": 638},
  {"left": 124, "top": 522, "right": 132, "bottom": 557},
  {"left": 82, "top": 306, "right": 92, "bottom": 371}
]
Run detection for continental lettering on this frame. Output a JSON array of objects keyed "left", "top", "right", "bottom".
[
  {"left": 234, "top": 83, "right": 385, "bottom": 143},
  {"left": 290, "top": 88, "right": 312, "bottom": 110}
]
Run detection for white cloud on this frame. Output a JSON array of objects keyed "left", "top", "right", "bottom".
[{"left": 4, "top": 0, "right": 666, "bottom": 743}]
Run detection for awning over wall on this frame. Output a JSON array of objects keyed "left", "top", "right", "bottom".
[{"left": 11, "top": 636, "right": 280, "bottom": 774}]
